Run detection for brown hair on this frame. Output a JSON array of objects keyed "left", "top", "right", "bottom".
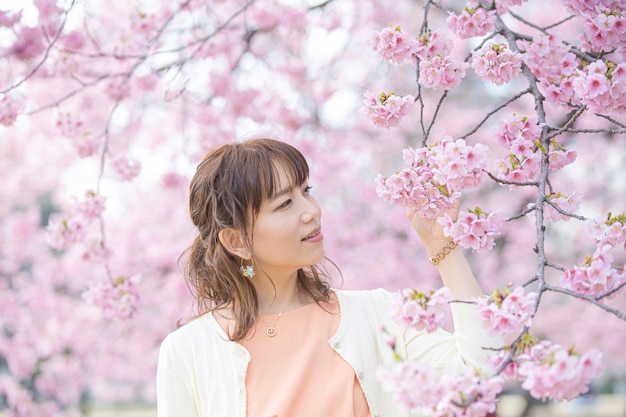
[{"left": 180, "top": 138, "right": 333, "bottom": 341}]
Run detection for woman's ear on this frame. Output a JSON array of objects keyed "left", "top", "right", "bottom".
[{"left": 218, "top": 228, "right": 251, "bottom": 259}]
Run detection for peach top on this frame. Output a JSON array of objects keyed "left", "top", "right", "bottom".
[{"left": 239, "top": 295, "right": 370, "bottom": 417}]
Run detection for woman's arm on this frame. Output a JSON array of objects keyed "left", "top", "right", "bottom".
[{"left": 407, "top": 202, "right": 484, "bottom": 300}]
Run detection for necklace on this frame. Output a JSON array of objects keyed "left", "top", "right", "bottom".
[
  {"left": 265, "top": 292, "right": 298, "bottom": 337},
  {"left": 266, "top": 312, "right": 282, "bottom": 337}
]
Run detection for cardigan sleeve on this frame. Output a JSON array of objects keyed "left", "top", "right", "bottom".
[
  {"left": 156, "top": 334, "right": 200, "bottom": 417},
  {"left": 400, "top": 302, "right": 503, "bottom": 375}
]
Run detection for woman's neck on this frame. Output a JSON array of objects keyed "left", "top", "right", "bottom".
[{"left": 253, "top": 272, "right": 308, "bottom": 315}]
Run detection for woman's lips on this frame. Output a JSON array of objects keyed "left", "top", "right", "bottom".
[{"left": 302, "top": 229, "right": 323, "bottom": 242}]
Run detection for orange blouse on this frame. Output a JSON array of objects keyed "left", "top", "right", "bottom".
[{"left": 239, "top": 295, "right": 370, "bottom": 417}]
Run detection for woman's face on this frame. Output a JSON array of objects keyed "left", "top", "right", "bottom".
[{"left": 250, "top": 165, "right": 324, "bottom": 279}]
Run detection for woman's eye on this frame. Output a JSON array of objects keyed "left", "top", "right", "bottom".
[
  {"left": 303, "top": 185, "right": 312, "bottom": 194},
  {"left": 278, "top": 199, "right": 292, "bottom": 209}
]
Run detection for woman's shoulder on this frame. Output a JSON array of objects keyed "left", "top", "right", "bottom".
[
  {"left": 334, "top": 287, "right": 394, "bottom": 303},
  {"left": 333, "top": 288, "right": 396, "bottom": 316},
  {"left": 161, "top": 312, "right": 232, "bottom": 352}
]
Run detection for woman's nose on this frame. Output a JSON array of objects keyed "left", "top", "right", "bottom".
[{"left": 300, "top": 195, "right": 320, "bottom": 222}]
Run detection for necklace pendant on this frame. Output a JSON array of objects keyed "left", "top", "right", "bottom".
[{"left": 266, "top": 326, "right": 277, "bottom": 337}]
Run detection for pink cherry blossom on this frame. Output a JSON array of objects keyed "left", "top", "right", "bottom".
[
  {"left": 110, "top": 155, "right": 142, "bottom": 181},
  {"left": 517, "top": 341, "right": 603, "bottom": 401},
  {"left": 0, "top": 10, "right": 21, "bottom": 27},
  {"left": 9, "top": 26, "right": 46, "bottom": 61},
  {"left": 582, "top": 11, "right": 626, "bottom": 52},
  {"left": 419, "top": 54, "right": 469, "bottom": 90},
  {"left": 446, "top": 3, "right": 497, "bottom": 39},
  {"left": 378, "top": 360, "right": 504, "bottom": 416},
  {"left": 495, "top": 0, "right": 529, "bottom": 14},
  {"left": 378, "top": 360, "right": 442, "bottom": 411},
  {"left": 471, "top": 41, "right": 523, "bottom": 86},
  {"left": 414, "top": 30, "right": 454, "bottom": 59},
  {"left": 83, "top": 275, "right": 141, "bottom": 320},
  {"left": 561, "top": 245, "right": 626, "bottom": 296},
  {"left": 368, "top": 26, "right": 420, "bottom": 65},
  {"left": 0, "top": 93, "right": 26, "bottom": 127},
  {"left": 549, "top": 146, "right": 577, "bottom": 170},
  {"left": 72, "top": 190, "right": 107, "bottom": 220},
  {"left": 586, "top": 214, "right": 626, "bottom": 247},
  {"left": 439, "top": 207, "right": 506, "bottom": 252},
  {"left": 377, "top": 137, "right": 488, "bottom": 218},
  {"left": 495, "top": 114, "right": 542, "bottom": 149},
  {"left": 476, "top": 286, "right": 537, "bottom": 337},
  {"left": 360, "top": 90, "right": 414, "bottom": 128},
  {"left": 541, "top": 191, "right": 582, "bottom": 222},
  {"left": 518, "top": 34, "right": 577, "bottom": 82},
  {"left": 390, "top": 287, "right": 453, "bottom": 333},
  {"left": 45, "top": 216, "right": 87, "bottom": 250}
]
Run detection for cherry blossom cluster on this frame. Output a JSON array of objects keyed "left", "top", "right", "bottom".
[
  {"left": 571, "top": 60, "right": 626, "bottom": 115},
  {"left": 471, "top": 41, "right": 523, "bottom": 86},
  {"left": 492, "top": 114, "right": 577, "bottom": 187},
  {"left": 494, "top": 339, "right": 603, "bottom": 402},
  {"left": 367, "top": 26, "right": 468, "bottom": 91},
  {"left": 378, "top": 361, "right": 503, "bottom": 417},
  {"left": 494, "top": 0, "right": 529, "bottom": 14},
  {"left": 0, "top": 93, "right": 25, "bottom": 127},
  {"left": 376, "top": 137, "right": 488, "bottom": 218},
  {"left": 54, "top": 111, "right": 103, "bottom": 158},
  {"left": 416, "top": 31, "right": 468, "bottom": 91},
  {"left": 575, "top": 4, "right": 626, "bottom": 53},
  {"left": 82, "top": 275, "right": 141, "bottom": 320},
  {"left": 446, "top": 2, "right": 496, "bottom": 39},
  {"left": 561, "top": 245, "right": 626, "bottom": 297},
  {"left": 518, "top": 34, "right": 576, "bottom": 83},
  {"left": 587, "top": 213, "right": 626, "bottom": 248},
  {"left": 45, "top": 190, "right": 107, "bottom": 251},
  {"left": 519, "top": 6, "right": 626, "bottom": 115},
  {"left": 561, "top": 213, "right": 626, "bottom": 297},
  {"left": 110, "top": 154, "right": 142, "bottom": 181},
  {"left": 367, "top": 26, "right": 420, "bottom": 65},
  {"left": 492, "top": 115, "right": 542, "bottom": 185},
  {"left": 541, "top": 191, "right": 582, "bottom": 222},
  {"left": 475, "top": 286, "right": 537, "bottom": 337},
  {"left": 390, "top": 287, "right": 453, "bottom": 333},
  {"left": 438, "top": 207, "right": 506, "bottom": 252},
  {"left": 360, "top": 90, "right": 414, "bottom": 129}
]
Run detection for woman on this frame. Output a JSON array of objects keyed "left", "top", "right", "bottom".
[{"left": 156, "top": 137, "right": 501, "bottom": 417}]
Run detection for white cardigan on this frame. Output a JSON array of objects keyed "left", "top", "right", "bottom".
[{"left": 156, "top": 289, "right": 501, "bottom": 417}]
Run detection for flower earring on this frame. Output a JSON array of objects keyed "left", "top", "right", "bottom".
[{"left": 240, "top": 260, "right": 255, "bottom": 279}]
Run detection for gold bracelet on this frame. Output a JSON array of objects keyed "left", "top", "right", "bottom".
[{"left": 428, "top": 240, "right": 458, "bottom": 266}]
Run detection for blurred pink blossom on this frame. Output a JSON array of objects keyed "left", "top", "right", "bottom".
[
  {"left": 0, "top": 93, "right": 26, "bottom": 127},
  {"left": 517, "top": 341, "right": 603, "bottom": 401},
  {"left": 390, "top": 287, "right": 453, "bottom": 333},
  {"left": 83, "top": 275, "right": 141, "bottom": 320},
  {"left": 541, "top": 192, "right": 582, "bottom": 222},
  {"left": 45, "top": 216, "right": 87, "bottom": 250},
  {"left": 360, "top": 90, "right": 414, "bottom": 129},
  {"left": 379, "top": 361, "right": 504, "bottom": 416},
  {"left": 72, "top": 190, "right": 107, "bottom": 220},
  {"left": 110, "top": 155, "right": 142, "bottom": 181}
]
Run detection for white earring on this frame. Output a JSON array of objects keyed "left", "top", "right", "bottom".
[{"left": 240, "top": 263, "right": 255, "bottom": 279}]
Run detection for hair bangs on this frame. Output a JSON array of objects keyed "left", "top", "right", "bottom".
[{"left": 243, "top": 139, "right": 310, "bottom": 214}]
